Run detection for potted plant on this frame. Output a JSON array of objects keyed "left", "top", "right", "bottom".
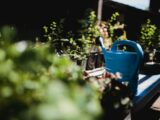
[
  {"left": 139, "top": 19, "right": 160, "bottom": 74},
  {"left": 43, "top": 10, "right": 102, "bottom": 68}
]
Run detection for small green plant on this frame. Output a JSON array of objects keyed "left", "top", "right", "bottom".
[
  {"left": 43, "top": 10, "right": 101, "bottom": 62},
  {"left": 108, "top": 12, "right": 120, "bottom": 40},
  {"left": 107, "top": 12, "right": 127, "bottom": 42},
  {"left": 140, "top": 19, "right": 158, "bottom": 51},
  {"left": 76, "top": 10, "right": 101, "bottom": 57},
  {"left": 139, "top": 19, "right": 160, "bottom": 63},
  {"left": 43, "top": 19, "right": 70, "bottom": 54}
]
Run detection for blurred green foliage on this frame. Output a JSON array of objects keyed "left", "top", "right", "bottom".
[{"left": 0, "top": 26, "right": 102, "bottom": 120}]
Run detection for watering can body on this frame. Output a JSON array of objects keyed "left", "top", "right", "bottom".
[{"left": 98, "top": 37, "right": 144, "bottom": 95}]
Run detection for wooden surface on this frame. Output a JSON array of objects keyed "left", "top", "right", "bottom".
[{"left": 132, "top": 74, "right": 160, "bottom": 113}]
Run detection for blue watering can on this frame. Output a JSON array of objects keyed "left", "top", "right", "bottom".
[{"left": 97, "top": 37, "right": 144, "bottom": 95}]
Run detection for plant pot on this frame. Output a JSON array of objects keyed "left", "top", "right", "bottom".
[
  {"left": 154, "top": 51, "right": 160, "bottom": 63},
  {"left": 85, "top": 52, "right": 104, "bottom": 70},
  {"left": 143, "top": 51, "right": 150, "bottom": 63},
  {"left": 140, "top": 50, "right": 160, "bottom": 75},
  {"left": 140, "top": 62, "right": 160, "bottom": 75}
]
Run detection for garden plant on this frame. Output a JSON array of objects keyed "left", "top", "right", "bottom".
[
  {"left": 139, "top": 19, "right": 160, "bottom": 74},
  {"left": 139, "top": 19, "right": 160, "bottom": 62}
]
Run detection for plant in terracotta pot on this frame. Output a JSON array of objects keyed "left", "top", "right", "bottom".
[{"left": 139, "top": 19, "right": 160, "bottom": 74}]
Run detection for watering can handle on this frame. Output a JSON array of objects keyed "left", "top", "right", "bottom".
[
  {"left": 111, "top": 40, "right": 144, "bottom": 61},
  {"left": 97, "top": 37, "right": 144, "bottom": 60},
  {"left": 112, "top": 40, "right": 144, "bottom": 82},
  {"left": 97, "top": 36, "right": 144, "bottom": 64}
]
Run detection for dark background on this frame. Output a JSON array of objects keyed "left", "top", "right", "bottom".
[
  {"left": 0, "top": 0, "right": 97, "bottom": 40},
  {"left": 0, "top": 0, "right": 160, "bottom": 40}
]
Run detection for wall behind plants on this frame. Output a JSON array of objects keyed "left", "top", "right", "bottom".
[{"left": 0, "top": 0, "right": 98, "bottom": 40}]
